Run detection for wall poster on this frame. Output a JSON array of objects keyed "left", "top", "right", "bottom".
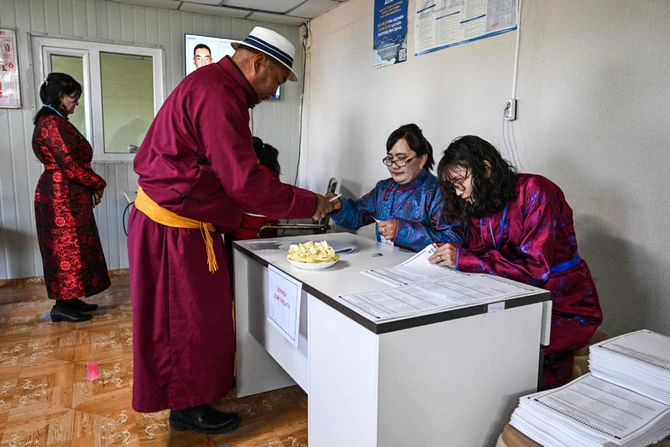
[
  {"left": 0, "top": 28, "right": 21, "bottom": 108},
  {"left": 415, "top": 0, "right": 517, "bottom": 56},
  {"left": 373, "top": 0, "right": 408, "bottom": 68}
]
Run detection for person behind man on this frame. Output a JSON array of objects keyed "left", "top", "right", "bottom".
[
  {"left": 127, "top": 27, "right": 333, "bottom": 434},
  {"left": 232, "top": 136, "right": 282, "bottom": 240},
  {"left": 193, "top": 43, "right": 212, "bottom": 69},
  {"left": 429, "top": 135, "right": 603, "bottom": 390},
  {"left": 327, "top": 123, "right": 463, "bottom": 252}
]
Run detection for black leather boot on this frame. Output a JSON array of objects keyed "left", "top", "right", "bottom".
[
  {"left": 68, "top": 298, "right": 99, "bottom": 312},
  {"left": 50, "top": 305, "right": 92, "bottom": 323},
  {"left": 169, "top": 404, "right": 240, "bottom": 434}
]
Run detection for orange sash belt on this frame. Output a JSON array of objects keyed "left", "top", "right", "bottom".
[{"left": 134, "top": 187, "right": 218, "bottom": 273}]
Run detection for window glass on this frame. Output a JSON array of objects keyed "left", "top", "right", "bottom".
[
  {"left": 100, "top": 52, "right": 154, "bottom": 154},
  {"left": 32, "top": 36, "right": 164, "bottom": 161},
  {"left": 50, "top": 55, "right": 86, "bottom": 139}
]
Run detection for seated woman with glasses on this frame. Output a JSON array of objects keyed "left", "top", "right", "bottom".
[
  {"left": 327, "top": 123, "right": 462, "bottom": 252},
  {"left": 428, "top": 135, "right": 602, "bottom": 390}
]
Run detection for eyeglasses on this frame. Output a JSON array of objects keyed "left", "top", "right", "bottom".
[
  {"left": 449, "top": 174, "right": 470, "bottom": 192},
  {"left": 382, "top": 156, "right": 416, "bottom": 167}
]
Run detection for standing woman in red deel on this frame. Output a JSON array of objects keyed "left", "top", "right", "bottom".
[{"left": 32, "top": 72, "right": 110, "bottom": 323}]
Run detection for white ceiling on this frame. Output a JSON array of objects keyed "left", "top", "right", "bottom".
[{"left": 105, "top": 0, "right": 348, "bottom": 25}]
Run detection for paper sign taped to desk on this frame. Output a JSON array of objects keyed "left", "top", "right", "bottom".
[{"left": 267, "top": 265, "right": 302, "bottom": 347}]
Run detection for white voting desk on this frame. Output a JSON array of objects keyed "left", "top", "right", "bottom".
[{"left": 233, "top": 233, "right": 551, "bottom": 447}]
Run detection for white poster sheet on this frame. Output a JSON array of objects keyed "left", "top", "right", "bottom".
[
  {"left": 267, "top": 265, "right": 303, "bottom": 347},
  {"left": 415, "top": 0, "right": 517, "bottom": 56},
  {"left": 0, "top": 29, "right": 21, "bottom": 108}
]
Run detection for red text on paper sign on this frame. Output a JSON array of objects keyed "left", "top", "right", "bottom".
[{"left": 273, "top": 287, "right": 290, "bottom": 308}]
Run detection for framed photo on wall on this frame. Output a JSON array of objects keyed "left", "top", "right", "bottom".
[{"left": 184, "top": 33, "right": 280, "bottom": 99}]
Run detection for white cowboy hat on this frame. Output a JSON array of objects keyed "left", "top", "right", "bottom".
[{"left": 231, "top": 27, "right": 298, "bottom": 82}]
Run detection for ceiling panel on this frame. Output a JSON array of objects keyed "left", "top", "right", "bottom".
[
  {"left": 103, "top": 0, "right": 348, "bottom": 22},
  {"left": 223, "top": 0, "right": 304, "bottom": 13},
  {"left": 108, "top": 0, "right": 181, "bottom": 9},
  {"left": 246, "top": 11, "right": 307, "bottom": 26},
  {"left": 180, "top": 2, "right": 251, "bottom": 17},
  {"left": 291, "top": 0, "right": 341, "bottom": 17},
  {"left": 183, "top": 0, "right": 221, "bottom": 5}
]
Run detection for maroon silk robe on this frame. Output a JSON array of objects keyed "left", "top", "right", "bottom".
[
  {"left": 128, "top": 56, "right": 317, "bottom": 412},
  {"left": 33, "top": 112, "right": 110, "bottom": 301},
  {"left": 455, "top": 174, "right": 603, "bottom": 389}
]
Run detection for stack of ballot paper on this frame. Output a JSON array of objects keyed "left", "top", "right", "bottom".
[
  {"left": 510, "top": 374, "right": 670, "bottom": 447},
  {"left": 589, "top": 329, "right": 670, "bottom": 405},
  {"left": 509, "top": 329, "right": 670, "bottom": 447}
]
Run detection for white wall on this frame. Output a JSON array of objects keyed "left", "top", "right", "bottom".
[
  {"left": 0, "top": 0, "right": 304, "bottom": 279},
  {"left": 302, "top": 0, "right": 670, "bottom": 337}
]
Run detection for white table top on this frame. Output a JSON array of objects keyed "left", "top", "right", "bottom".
[{"left": 234, "top": 232, "right": 550, "bottom": 334}]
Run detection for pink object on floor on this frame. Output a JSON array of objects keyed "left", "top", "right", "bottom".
[{"left": 86, "top": 362, "right": 99, "bottom": 380}]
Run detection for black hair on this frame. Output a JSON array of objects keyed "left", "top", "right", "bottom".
[
  {"left": 437, "top": 135, "right": 518, "bottom": 219},
  {"left": 33, "top": 72, "right": 82, "bottom": 125},
  {"left": 386, "top": 123, "right": 434, "bottom": 172},
  {"left": 193, "top": 43, "right": 211, "bottom": 56},
  {"left": 252, "top": 136, "right": 281, "bottom": 176}
]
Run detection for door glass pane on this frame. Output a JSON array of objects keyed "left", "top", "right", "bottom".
[
  {"left": 100, "top": 52, "right": 154, "bottom": 154},
  {"left": 50, "top": 55, "right": 86, "bottom": 139}
]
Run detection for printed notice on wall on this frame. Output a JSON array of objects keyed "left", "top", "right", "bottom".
[
  {"left": 0, "top": 29, "right": 21, "bottom": 108},
  {"left": 267, "top": 265, "right": 303, "bottom": 347},
  {"left": 374, "top": 0, "right": 408, "bottom": 68},
  {"left": 415, "top": 0, "right": 517, "bottom": 56}
]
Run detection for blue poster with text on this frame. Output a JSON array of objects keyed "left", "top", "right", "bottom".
[{"left": 373, "top": 0, "right": 408, "bottom": 68}]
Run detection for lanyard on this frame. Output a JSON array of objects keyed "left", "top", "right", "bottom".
[
  {"left": 43, "top": 104, "right": 64, "bottom": 119},
  {"left": 388, "top": 188, "right": 415, "bottom": 220},
  {"left": 480, "top": 203, "right": 508, "bottom": 251},
  {"left": 385, "top": 173, "right": 425, "bottom": 220}
]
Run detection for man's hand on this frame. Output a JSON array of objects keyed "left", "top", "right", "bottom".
[{"left": 312, "top": 194, "right": 333, "bottom": 220}]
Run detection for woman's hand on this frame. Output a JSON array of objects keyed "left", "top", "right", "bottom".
[
  {"left": 429, "top": 243, "right": 457, "bottom": 268},
  {"left": 93, "top": 189, "right": 104, "bottom": 206},
  {"left": 377, "top": 219, "right": 398, "bottom": 240},
  {"left": 324, "top": 192, "right": 343, "bottom": 212}
]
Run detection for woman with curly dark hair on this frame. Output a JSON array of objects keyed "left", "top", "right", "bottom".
[{"left": 429, "top": 135, "right": 602, "bottom": 390}]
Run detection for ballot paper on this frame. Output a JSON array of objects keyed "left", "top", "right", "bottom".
[
  {"left": 510, "top": 373, "right": 670, "bottom": 447},
  {"left": 361, "top": 244, "right": 461, "bottom": 287},
  {"left": 338, "top": 245, "right": 538, "bottom": 322},
  {"left": 589, "top": 330, "right": 670, "bottom": 405}
]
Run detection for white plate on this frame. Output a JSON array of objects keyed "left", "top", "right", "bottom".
[{"left": 287, "top": 258, "right": 338, "bottom": 270}]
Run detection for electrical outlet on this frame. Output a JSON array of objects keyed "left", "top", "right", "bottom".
[{"left": 504, "top": 99, "right": 517, "bottom": 121}]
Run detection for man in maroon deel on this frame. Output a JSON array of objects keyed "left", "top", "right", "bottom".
[{"left": 127, "top": 27, "right": 332, "bottom": 434}]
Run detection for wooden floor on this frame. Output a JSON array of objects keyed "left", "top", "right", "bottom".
[{"left": 0, "top": 273, "right": 308, "bottom": 447}]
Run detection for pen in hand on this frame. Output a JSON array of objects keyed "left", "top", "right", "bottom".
[{"left": 328, "top": 193, "right": 342, "bottom": 203}]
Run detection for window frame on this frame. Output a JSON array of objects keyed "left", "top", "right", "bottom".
[{"left": 31, "top": 35, "right": 165, "bottom": 162}]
